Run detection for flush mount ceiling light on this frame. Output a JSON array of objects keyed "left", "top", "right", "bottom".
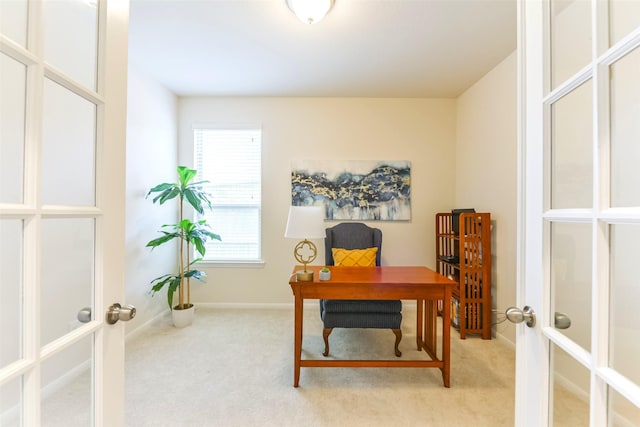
[{"left": 287, "top": 0, "right": 335, "bottom": 25}]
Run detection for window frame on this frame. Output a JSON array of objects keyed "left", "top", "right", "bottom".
[{"left": 191, "top": 124, "right": 264, "bottom": 267}]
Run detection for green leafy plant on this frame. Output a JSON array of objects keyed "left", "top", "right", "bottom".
[
  {"left": 146, "top": 166, "right": 221, "bottom": 310},
  {"left": 321, "top": 267, "right": 330, "bottom": 273}
]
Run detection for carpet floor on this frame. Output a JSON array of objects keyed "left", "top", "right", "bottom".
[{"left": 124, "top": 305, "right": 519, "bottom": 427}]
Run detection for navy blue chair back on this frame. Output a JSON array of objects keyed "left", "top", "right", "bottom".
[{"left": 324, "top": 223, "right": 382, "bottom": 266}]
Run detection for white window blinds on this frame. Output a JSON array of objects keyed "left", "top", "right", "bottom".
[{"left": 194, "top": 128, "right": 262, "bottom": 262}]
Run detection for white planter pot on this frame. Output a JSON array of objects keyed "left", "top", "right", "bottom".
[
  {"left": 319, "top": 270, "right": 331, "bottom": 280},
  {"left": 172, "top": 304, "right": 195, "bottom": 328}
]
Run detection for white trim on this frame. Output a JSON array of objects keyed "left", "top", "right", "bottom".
[
  {"left": 41, "top": 359, "right": 91, "bottom": 401},
  {"left": 0, "top": 359, "right": 35, "bottom": 387},
  {"left": 543, "top": 327, "right": 591, "bottom": 369},
  {"left": 0, "top": 33, "right": 38, "bottom": 65},
  {"left": 598, "top": 25, "right": 640, "bottom": 67},
  {"left": 518, "top": 0, "right": 549, "bottom": 424},
  {"left": 40, "top": 205, "right": 103, "bottom": 217},
  {"left": 599, "top": 208, "right": 640, "bottom": 223},
  {"left": 496, "top": 331, "right": 517, "bottom": 350},
  {"left": 195, "top": 302, "right": 296, "bottom": 310},
  {"left": 124, "top": 310, "right": 168, "bottom": 343},
  {"left": 514, "top": 2, "right": 527, "bottom": 424},
  {"left": 191, "top": 122, "right": 262, "bottom": 131},
  {"left": 555, "top": 370, "right": 590, "bottom": 405},
  {"left": 0, "top": 206, "right": 37, "bottom": 216},
  {"left": 39, "top": 322, "right": 102, "bottom": 362},
  {"left": 20, "top": 1, "right": 44, "bottom": 424},
  {"left": 541, "top": 208, "right": 640, "bottom": 223},
  {"left": 542, "top": 209, "right": 594, "bottom": 221},
  {"left": 43, "top": 63, "right": 105, "bottom": 106},
  {"left": 597, "top": 368, "right": 640, "bottom": 409},
  {"left": 543, "top": 64, "right": 593, "bottom": 105}
]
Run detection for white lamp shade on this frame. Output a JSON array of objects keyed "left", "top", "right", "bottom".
[
  {"left": 285, "top": 206, "right": 325, "bottom": 239},
  {"left": 287, "top": 0, "right": 334, "bottom": 25}
]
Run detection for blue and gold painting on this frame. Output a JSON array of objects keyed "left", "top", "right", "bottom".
[{"left": 291, "top": 160, "right": 411, "bottom": 221}]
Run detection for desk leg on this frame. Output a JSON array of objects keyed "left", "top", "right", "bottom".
[
  {"left": 416, "top": 299, "right": 423, "bottom": 350},
  {"left": 293, "top": 294, "right": 303, "bottom": 387},
  {"left": 425, "top": 300, "right": 437, "bottom": 354},
  {"left": 442, "top": 286, "right": 451, "bottom": 388}
]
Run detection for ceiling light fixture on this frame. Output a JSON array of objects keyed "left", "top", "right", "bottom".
[{"left": 287, "top": 0, "right": 335, "bottom": 25}]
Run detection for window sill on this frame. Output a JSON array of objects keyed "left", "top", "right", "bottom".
[{"left": 196, "top": 260, "right": 265, "bottom": 268}]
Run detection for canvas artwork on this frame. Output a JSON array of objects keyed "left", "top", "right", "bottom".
[{"left": 291, "top": 160, "right": 411, "bottom": 221}]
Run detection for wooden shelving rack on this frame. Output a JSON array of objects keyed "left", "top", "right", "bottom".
[{"left": 436, "top": 212, "right": 492, "bottom": 339}]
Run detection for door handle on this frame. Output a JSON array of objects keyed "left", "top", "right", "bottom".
[
  {"left": 505, "top": 307, "right": 571, "bottom": 329},
  {"left": 554, "top": 312, "right": 571, "bottom": 329},
  {"left": 106, "top": 303, "right": 136, "bottom": 324},
  {"left": 77, "top": 307, "right": 92, "bottom": 323},
  {"left": 505, "top": 306, "right": 536, "bottom": 327}
]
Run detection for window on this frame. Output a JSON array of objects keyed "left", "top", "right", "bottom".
[{"left": 194, "top": 127, "right": 262, "bottom": 263}]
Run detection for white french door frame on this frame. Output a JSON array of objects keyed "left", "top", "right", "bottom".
[
  {"left": 0, "top": 0, "right": 129, "bottom": 425},
  {"left": 516, "top": 0, "right": 640, "bottom": 425},
  {"left": 515, "top": 1, "right": 548, "bottom": 424}
]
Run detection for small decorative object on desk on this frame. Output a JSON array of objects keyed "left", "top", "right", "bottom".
[{"left": 319, "top": 267, "right": 331, "bottom": 281}]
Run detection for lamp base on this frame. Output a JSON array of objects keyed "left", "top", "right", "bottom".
[{"left": 296, "top": 270, "right": 314, "bottom": 282}]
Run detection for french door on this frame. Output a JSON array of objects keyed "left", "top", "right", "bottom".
[
  {"left": 0, "top": 0, "right": 129, "bottom": 425},
  {"left": 517, "top": 0, "right": 640, "bottom": 425}
]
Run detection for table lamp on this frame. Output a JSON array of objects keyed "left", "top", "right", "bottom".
[{"left": 284, "top": 206, "right": 325, "bottom": 281}]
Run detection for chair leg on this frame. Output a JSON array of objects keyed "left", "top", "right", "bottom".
[
  {"left": 392, "top": 329, "right": 402, "bottom": 357},
  {"left": 322, "top": 328, "right": 333, "bottom": 357}
]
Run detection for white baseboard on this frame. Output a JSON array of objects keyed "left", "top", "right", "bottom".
[
  {"left": 195, "top": 302, "right": 295, "bottom": 310},
  {"left": 495, "top": 331, "right": 516, "bottom": 349},
  {"left": 125, "top": 309, "right": 169, "bottom": 343}
]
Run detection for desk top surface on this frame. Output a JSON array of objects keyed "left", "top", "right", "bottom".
[{"left": 289, "top": 265, "right": 455, "bottom": 287}]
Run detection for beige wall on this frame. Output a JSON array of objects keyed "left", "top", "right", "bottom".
[
  {"left": 455, "top": 51, "right": 518, "bottom": 344},
  {"left": 127, "top": 60, "right": 521, "bottom": 346},
  {"left": 125, "top": 64, "right": 179, "bottom": 333},
  {"left": 178, "top": 97, "right": 457, "bottom": 305}
]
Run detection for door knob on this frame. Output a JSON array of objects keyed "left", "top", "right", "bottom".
[
  {"left": 505, "top": 307, "right": 572, "bottom": 330},
  {"left": 106, "top": 303, "right": 136, "bottom": 325},
  {"left": 554, "top": 312, "right": 571, "bottom": 329},
  {"left": 77, "top": 307, "right": 92, "bottom": 323},
  {"left": 505, "top": 306, "right": 536, "bottom": 327}
]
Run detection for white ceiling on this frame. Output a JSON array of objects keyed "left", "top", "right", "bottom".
[{"left": 128, "top": 0, "right": 516, "bottom": 98}]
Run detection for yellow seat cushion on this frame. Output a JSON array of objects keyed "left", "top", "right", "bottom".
[{"left": 332, "top": 247, "right": 378, "bottom": 267}]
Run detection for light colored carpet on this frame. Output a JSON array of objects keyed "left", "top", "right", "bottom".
[{"left": 124, "top": 305, "right": 517, "bottom": 427}]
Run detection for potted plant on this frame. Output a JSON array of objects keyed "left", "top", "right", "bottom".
[
  {"left": 146, "top": 166, "right": 221, "bottom": 327},
  {"left": 319, "top": 267, "right": 331, "bottom": 280}
]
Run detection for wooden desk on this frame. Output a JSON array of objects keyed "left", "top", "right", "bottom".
[{"left": 288, "top": 265, "right": 455, "bottom": 388}]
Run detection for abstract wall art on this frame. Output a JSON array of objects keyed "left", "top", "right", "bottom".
[{"left": 291, "top": 160, "right": 411, "bottom": 221}]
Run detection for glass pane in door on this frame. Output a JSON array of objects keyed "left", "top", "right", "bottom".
[
  {"left": 0, "top": 376, "right": 22, "bottom": 427},
  {"left": 550, "top": 80, "right": 593, "bottom": 209},
  {"left": 550, "top": 222, "right": 592, "bottom": 351},
  {"left": 0, "top": 219, "right": 23, "bottom": 370},
  {"left": 609, "top": 0, "right": 640, "bottom": 48},
  {"left": 40, "top": 218, "right": 94, "bottom": 346},
  {"left": 0, "top": 52, "right": 26, "bottom": 204},
  {"left": 41, "top": 335, "right": 93, "bottom": 426},
  {"left": 609, "top": 388, "right": 640, "bottom": 426},
  {"left": 551, "top": 343, "right": 590, "bottom": 426},
  {"left": 610, "top": 47, "right": 640, "bottom": 208},
  {"left": 0, "top": 0, "right": 28, "bottom": 48},
  {"left": 41, "top": 78, "right": 96, "bottom": 206},
  {"left": 43, "top": 0, "right": 98, "bottom": 90},
  {"left": 609, "top": 224, "right": 640, "bottom": 386},
  {"left": 550, "top": 0, "right": 591, "bottom": 89}
]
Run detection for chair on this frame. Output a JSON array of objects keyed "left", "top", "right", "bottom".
[{"left": 320, "top": 223, "right": 403, "bottom": 357}]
